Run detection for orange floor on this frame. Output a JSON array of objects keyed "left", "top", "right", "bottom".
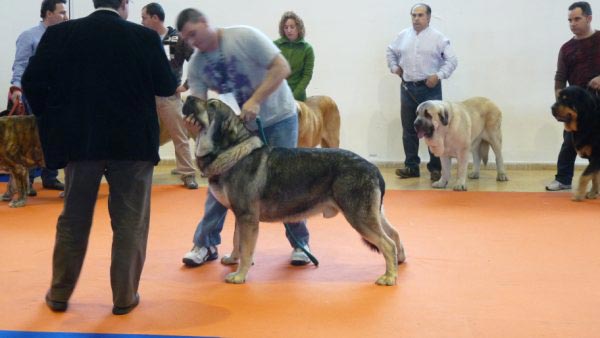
[{"left": 1, "top": 183, "right": 599, "bottom": 338}]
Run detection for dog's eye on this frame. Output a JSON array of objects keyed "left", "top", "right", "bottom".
[{"left": 424, "top": 111, "right": 432, "bottom": 119}]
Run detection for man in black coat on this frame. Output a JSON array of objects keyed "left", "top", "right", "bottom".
[{"left": 22, "top": 0, "right": 176, "bottom": 315}]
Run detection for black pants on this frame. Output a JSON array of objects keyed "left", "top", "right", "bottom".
[
  {"left": 554, "top": 130, "right": 576, "bottom": 185},
  {"left": 48, "top": 160, "right": 153, "bottom": 307},
  {"left": 400, "top": 81, "right": 442, "bottom": 172}
]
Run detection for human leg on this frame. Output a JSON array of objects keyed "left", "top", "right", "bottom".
[
  {"left": 156, "top": 96, "right": 197, "bottom": 189},
  {"left": 48, "top": 161, "right": 104, "bottom": 304},
  {"left": 104, "top": 160, "right": 153, "bottom": 309}
]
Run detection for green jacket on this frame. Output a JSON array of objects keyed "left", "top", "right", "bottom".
[{"left": 274, "top": 37, "right": 314, "bottom": 101}]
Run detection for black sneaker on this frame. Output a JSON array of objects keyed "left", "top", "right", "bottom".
[{"left": 395, "top": 167, "right": 420, "bottom": 178}]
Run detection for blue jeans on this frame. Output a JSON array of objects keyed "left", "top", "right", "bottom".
[
  {"left": 554, "top": 130, "right": 576, "bottom": 185},
  {"left": 400, "top": 82, "right": 442, "bottom": 172},
  {"left": 192, "top": 114, "right": 310, "bottom": 249}
]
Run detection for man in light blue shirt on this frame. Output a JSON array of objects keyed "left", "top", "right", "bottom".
[
  {"left": 386, "top": 3, "right": 457, "bottom": 181},
  {"left": 8, "top": 0, "right": 68, "bottom": 194}
]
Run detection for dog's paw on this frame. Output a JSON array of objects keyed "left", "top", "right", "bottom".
[
  {"left": 453, "top": 184, "right": 467, "bottom": 191},
  {"left": 585, "top": 191, "right": 598, "bottom": 199},
  {"left": 221, "top": 255, "right": 239, "bottom": 265},
  {"left": 468, "top": 172, "right": 480, "bottom": 179},
  {"left": 8, "top": 199, "right": 26, "bottom": 208},
  {"left": 431, "top": 180, "right": 447, "bottom": 189},
  {"left": 225, "top": 272, "right": 247, "bottom": 284},
  {"left": 375, "top": 274, "right": 397, "bottom": 286},
  {"left": 397, "top": 248, "right": 406, "bottom": 264},
  {"left": 571, "top": 194, "right": 584, "bottom": 202},
  {"left": 496, "top": 173, "right": 509, "bottom": 181}
]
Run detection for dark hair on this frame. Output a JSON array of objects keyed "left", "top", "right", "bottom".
[
  {"left": 143, "top": 3, "right": 165, "bottom": 22},
  {"left": 411, "top": 3, "right": 432, "bottom": 16},
  {"left": 278, "top": 11, "right": 306, "bottom": 40},
  {"left": 569, "top": 2, "right": 592, "bottom": 16},
  {"left": 40, "top": 0, "right": 66, "bottom": 19},
  {"left": 176, "top": 8, "right": 206, "bottom": 31},
  {"left": 93, "top": 0, "right": 122, "bottom": 10}
]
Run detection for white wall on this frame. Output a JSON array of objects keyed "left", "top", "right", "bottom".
[{"left": 1, "top": 0, "right": 593, "bottom": 164}]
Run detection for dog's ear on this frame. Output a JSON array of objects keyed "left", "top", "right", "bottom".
[{"left": 439, "top": 106, "right": 449, "bottom": 126}]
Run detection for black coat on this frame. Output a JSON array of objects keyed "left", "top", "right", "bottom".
[{"left": 22, "top": 10, "right": 176, "bottom": 169}]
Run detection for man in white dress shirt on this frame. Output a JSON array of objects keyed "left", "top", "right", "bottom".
[{"left": 386, "top": 3, "right": 457, "bottom": 181}]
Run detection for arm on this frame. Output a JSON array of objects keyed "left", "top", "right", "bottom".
[
  {"left": 292, "top": 45, "right": 314, "bottom": 99},
  {"left": 554, "top": 49, "right": 567, "bottom": 98},
  {"left": 10, "top": 31, "right": 34, "bottom": 103},
  {"left": 386, "top": 39, "right": 403, "bottom": 76},
  {"left": 241, "top": 53, "right": 291, "bottom": 121}
]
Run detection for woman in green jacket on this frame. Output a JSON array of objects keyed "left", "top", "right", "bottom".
[{"left": 274, "top": 11, "right": 314, "bottom": 101}]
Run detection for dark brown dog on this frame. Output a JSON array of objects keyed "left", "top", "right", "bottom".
[
  {"left": 551, "top": 86, "right": 600, "bottom": 201},
  {"left": 297, "top": 95, "right": 341, "bottom": 148},
  {"left": 0, "top": 115, "right": 44, "bottom": 207}
]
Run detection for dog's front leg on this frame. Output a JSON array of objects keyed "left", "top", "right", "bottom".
[
  {"left": 221, "top": 222, "right": 241, "bottom": 265},
  {"left": 453, "top": 150, "right": 469, "bottom": 191},
  {"left": 225, "top": 216, "right": 259, "bottom": 284},
  {"left": 9, "top": 165, "right": 29, "bottom": 208},
  {"left": 432, "top": 156, "right": 451, "bottom": 189},
  {"left": 587, "top": 171, "right": 599, "bottom": 199}
]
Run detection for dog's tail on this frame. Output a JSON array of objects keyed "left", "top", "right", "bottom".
[{"left": 479, "top": 141, "right": 490, "bottom": 166}]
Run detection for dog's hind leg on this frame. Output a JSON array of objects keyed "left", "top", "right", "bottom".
[
  {"left": 380, "top": 209, "right": 405, "bottom": 264},
  {"left": 489, "top": 134, "right": 508, "bottom": 182},
  {"left": 585, "top": 161, "right": 600, "bottom": 199},
  {"left": 469, "top": 139, "right": 483, "bottom": 179},
  {"left": 2, "top": 175, "right": 16, "bottom": 202},
  {"left": 573, "top": 163, "right": 596, "bottom": 201},
  {"left": 225, "top": 215, "right": 259, "bottom": 284},
  {"left": 8, "top": 165, "right": 29, "bottom": 208}
]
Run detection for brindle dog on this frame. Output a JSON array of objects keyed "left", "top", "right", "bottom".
[
  {"left": 0, "top": 115, "right": 44, "bottom": 207},
  {"left": 183, "top": 97, "right": 405, "bottom": 285},
  {"left": 551, "top": 86, "right": 600, "bottom": 201}
]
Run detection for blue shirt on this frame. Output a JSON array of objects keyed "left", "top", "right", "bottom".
[
  {"left": 386, "top": 26, "right": 458, "bottom": 82},
  {"left": 11, "top": 22, "right": 47, "bottom": 88}
]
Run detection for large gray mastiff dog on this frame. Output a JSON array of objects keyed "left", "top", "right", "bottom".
[
  {"left": 183, "top": 97, "right": 405, "bottom": 286},
  {"left": 414, "top": 97, "right": 508, "bottom": 191}
]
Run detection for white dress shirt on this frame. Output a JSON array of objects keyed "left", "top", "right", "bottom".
[{"left": 386, "top": 26, "right": 457, "bottom": 82}]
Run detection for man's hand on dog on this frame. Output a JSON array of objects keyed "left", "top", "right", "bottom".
[
  {"left": 426, "top": 74, "right": 440, "bottom": 88},
  {"left": 10, "top": 88, "right": 22, "bottom": 104},
  {"left": 184, "top": 115, "right": 201, "bottom": 132},
  {"left": 241, "top": 99, "right": 260, "bottom": 122},
  {"left": 589, "top": 76, "right": 600, "bottom": 91}
]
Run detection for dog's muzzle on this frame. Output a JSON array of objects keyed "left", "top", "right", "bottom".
[{"left": 414, "top": 118, "right": 434, "bottom": 139}]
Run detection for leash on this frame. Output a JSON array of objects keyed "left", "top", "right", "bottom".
[
  {"left": 401, "top": 75, "right": 420, "bottom": 105},
  {"left": 255, "top": 117, "right": 319, "bottom": 266}
]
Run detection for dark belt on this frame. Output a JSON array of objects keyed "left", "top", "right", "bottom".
[{"left": 403, "top": 80, "right": 427, "bottom": 86}]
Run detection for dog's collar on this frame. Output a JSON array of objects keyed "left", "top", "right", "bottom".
[{"left": 201, "top": 136, "right": 264, "bottom": 176}]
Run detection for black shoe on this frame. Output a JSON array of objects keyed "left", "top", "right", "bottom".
[
  {"left": 430, "top": 170, "right": 441, "bottom": 182},
  {"left": 28, "top": 185, "right": 37, "bottom": 197},
  {"left": 395, "top": 167, "right": 420, "bottom": 178},
  {"left": 112, "top": 293, "right": 140, "bottom": 315},
  {"left": 45, "top": 291, "right": 68, "bottom": 312},
  {"left": 43, "top": 180, "right": 65, "bottom": 191}
]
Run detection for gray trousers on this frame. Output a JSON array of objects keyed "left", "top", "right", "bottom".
[{"left": 48, "top": 160, "right": 153, "bottom": 308}]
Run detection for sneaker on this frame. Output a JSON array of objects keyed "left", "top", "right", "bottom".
[
  {"left": 395, "top": 167, "right": 420, "bottom": 178},
  {"left": 43, "top": 180, "right": 65, "bottom": 191},
  {"left": 182, "top": 245, "right": 218, "bottom": 267},
  {"left": 290, "top": 246, "right": 311, "bottom": 266},
  {"left": 182, "top": 175, "right": 198, "bottom": 189},
  {"left": 430, "top": 170, "right": 441, "bottom": 182},
  {"left": 545, "top": 180, "right": 571, "bottom": 191},
  {"left": 1, "top": 190, "right": 11, "bottom": 202}
]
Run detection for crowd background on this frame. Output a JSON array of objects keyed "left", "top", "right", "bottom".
[{"left": 0, "top": 0, "right": 587, "bottom": 166}]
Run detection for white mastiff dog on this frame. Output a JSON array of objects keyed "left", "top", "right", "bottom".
[{"left": 413, "top": 97, "right": 508, "bottom": 191}]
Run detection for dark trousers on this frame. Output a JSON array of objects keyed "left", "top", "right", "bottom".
[
  {"left": 29, "top": 168, "right": 59, "bottom": 184},
  {"left": 48, "top": 160, "right": 153, "bottom": 307},
  {"left": 400, "top": 81, "right": 442, "bottom": 172},
  {"left": 554, "top": 130, "right": 576, "bottom": 185}
]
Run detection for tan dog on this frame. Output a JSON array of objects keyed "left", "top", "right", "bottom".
[
  {"left": 296, "top": 95, "right": 340, "bottom": 148},
  {"left": 0, "top": 115, "right": 44, "bottom": 207},
  {"left": 414, "top": 97, "right": 508, "bottom": 191}
]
